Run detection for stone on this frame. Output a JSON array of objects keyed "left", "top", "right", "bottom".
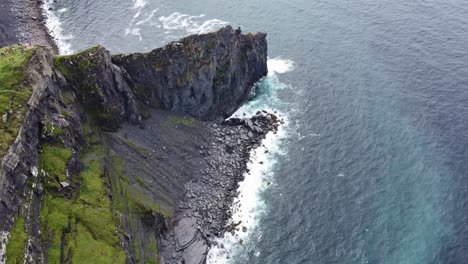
[
  {"left": 59, "top": 182, "right": 70, "bottom": 188},
  {"left": 174, "top": 218, "right": 197, "bottom": 248}
]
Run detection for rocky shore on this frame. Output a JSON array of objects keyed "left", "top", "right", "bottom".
[
  {"left": 105, "top": 109, "right": 282, "bottom": 264},
  {"left": 0, "top": 2, "right": 276, "bottom": 263},
  {"left": 153, "top": 112, "right": 282, "bottom": 263},
  {"left": 0, "top": 22, "right": 274, "bottom": 263},
  {"left": 0, "top": 0, "right": 57, "bottom": 51}
]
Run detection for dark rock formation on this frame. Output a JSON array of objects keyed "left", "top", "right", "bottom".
[
  {"left": 54, "top": 46, "right": 143, "bottom": 130},
  {"left": 113, "top": 26, "right": 267, "bottom": 120},
  {"left": 0, "top": 46, "right": 54, "bottom": 259},
  {"left": 0, "top": 26, "right": 272, "bottom": 264}
]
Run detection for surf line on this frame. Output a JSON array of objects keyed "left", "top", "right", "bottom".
[{"left": 206, "top": 58, "right": 295, "bottom": 263}]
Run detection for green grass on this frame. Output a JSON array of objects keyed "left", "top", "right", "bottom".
[
  {"left": 5, "top": 216, "right": 27, "bottom": 264},
  {"left": 42, "top": 122, "right": 64, "bottom": 137},
  {"left": 145, "top": 237, "right": 159, "bottom": 264},
  {"left": 163, "top": 115, "right": 196, "bottom": 127},
  {"left": 107, "top": 153, "right": 164, "bottom": 263},
  {"left": 38, "top": 144, "right": 73, "bottom": 190},
  {"left": 53, "top": 46, "right": 100, "bottom": 80},
  {"left": 40, "top": 146, "right": 126, "bottom": 263},
  {"left": 124, "top": 139, "right": 151, "bottom": 158},
  {"left": 0, "top": 44, "right": 36, "bottom": 159}
]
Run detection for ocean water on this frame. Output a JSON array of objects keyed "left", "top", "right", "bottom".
[{"left": 44, "top": 0, "right": 468, "bottom": 263}]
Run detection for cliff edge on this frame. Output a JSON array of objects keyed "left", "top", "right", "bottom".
[{"left": 0, "top": 26, "right": 278, "bottom": 264}]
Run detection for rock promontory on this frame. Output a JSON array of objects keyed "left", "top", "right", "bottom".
[{"left": 0, "top": 26, "right": 278, "bottom": 264}]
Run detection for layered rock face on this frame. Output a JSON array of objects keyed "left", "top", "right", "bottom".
[
  {"left": 54, "top": 46, "right": 143, "bottom": 130},
  {"left": 0, "top": 26, "right": 270, "bottom": 264},
  {"left": 113, "top": 26, "right": 267, "bottom": 120}
]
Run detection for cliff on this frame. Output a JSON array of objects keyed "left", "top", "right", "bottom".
[
  {"left": 0, "top": 26, "right": 278, "bottom": 264},
  {"left": 112, "top": 27, "right": 267, "bottom": 120}
]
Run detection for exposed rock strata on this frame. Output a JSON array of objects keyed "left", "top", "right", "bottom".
[
  {"left": 113, "top": 26, "right": 267, "bottom": 120},
  {"left": 0, "top": 26, "right": 272, "bottom": 264}
]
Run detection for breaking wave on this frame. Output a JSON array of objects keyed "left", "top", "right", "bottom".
[
  {"left": 206, "top": 58, "right": 295, "bottom": 263},
  {"left": 43, "top": 0, "right": 74, "bottom": 54}
]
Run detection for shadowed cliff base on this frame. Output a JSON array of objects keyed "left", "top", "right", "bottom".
[{"left": 0, "top": 26, "right": 276, "bottom": 264}]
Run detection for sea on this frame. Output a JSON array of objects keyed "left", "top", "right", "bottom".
[{"left": 43, "top": 0, "right": 468, "bottom": 263}]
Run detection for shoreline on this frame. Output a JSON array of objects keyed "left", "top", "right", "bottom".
[
  {"left": 0, "top": 3, "right": 275, "bottom": 262},
  {"left": 140, "top": 111, "right": 283, "bottom": 263},
  {"left": 0, "top": 0, "right": 58, "bottom": 53}
]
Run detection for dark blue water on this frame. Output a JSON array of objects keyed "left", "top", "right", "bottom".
[{"left": 46, "top": 0, "right": 468, "bottom": 263}]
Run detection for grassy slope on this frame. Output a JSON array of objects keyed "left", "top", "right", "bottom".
[
  {"left": 0, "top": 44, "right": 36, "bottom": 158},
  {"left": 0, "top": 44, "right": 36, "bottom": 263},
  {"left": 40, "top": 144, "right": 127, "bottom": 263},
  {"left": 2, "top": 44, "right": 163, "bottom": 263},
  {"left": 5, "top": 216, "right": 27, "bottom": 264}
]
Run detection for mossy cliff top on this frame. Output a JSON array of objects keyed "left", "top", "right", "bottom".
[{"left": 0, "top": 44, "right": 38, "bottom": 159}]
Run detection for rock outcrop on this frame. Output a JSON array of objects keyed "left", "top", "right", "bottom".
[
  {"left": 113, "top": 26, "right": 267, "bottom": 120},
  {"left": 54, "top": 46, "right": 143, "bottom": 130},
  {"left": 0, "top": 26, "right": 272, "bottom": 264}
]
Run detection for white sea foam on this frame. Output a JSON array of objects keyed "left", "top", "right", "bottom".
[
  {"left": 133, "top": 0, "right": 147, "bottom": 9},
  {"left": 125, "top": 28, "right": 143, "bottom": 41},
  {"left": 136, "top": 9, "right": 159, "bottom": 26},
  {"left": 207, "top": 58, "right": 295, "bottom": 263},
  {"left": 158, "top": 12, "right": 228, "bottom": 35},
  {"left": 132, "top": 0, "right": 147, "bottom": 19},
  {"left": 126, "top": 9, "right": 228, "bottom": 43},
  {"left": 267, "top": 57, "right": 295, "bottom": 76},
  {"left": 43, "top": 0, "right": 73, "bottom": 54}
]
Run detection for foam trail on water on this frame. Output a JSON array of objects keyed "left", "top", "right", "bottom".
[
  {"left": 132, "top": 0, "right": 147, "bottom": 18},
  {"left": 125, "top": 9, "right": 227, "bottom": 43},
  {"left": 159, "top": 12, "right": 228, "bottom": 35},
  {"left": 43, "top": 0, "right": 74, "bottom": 54},
  {"left": 207, "top": 58, "right": 295, "bottom": 263},
  {"left": 157, "top": 12, "right": 228, "bottom": 44}
]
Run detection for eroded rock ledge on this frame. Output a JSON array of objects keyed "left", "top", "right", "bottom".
[{"left": 0, "top": 26, "right": 275, "bottom": 264}]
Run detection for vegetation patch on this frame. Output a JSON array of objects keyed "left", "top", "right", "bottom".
[
  {"left": 40, "top": 145, "right": 126, "bottom": 263},
  {"left": 107, "top": 153, "right": 167, "bottom": 263},
  {"left": 163, "top": 115, "right": 196, "bottom": 128},
  {"left": 0, "top": 44, "right": 36, "bottom": 159},
  {"left": 42, "top": 122, "right": 64, "bottom": 138},
  {"left": 109, "top": 153, "right": 170, "bottom": 217},
  {"left": 5, "top": 216, "right": 27, "bottom": 264},
  {"left": 38, "top": 144, "right": 73, "bottom": 190},
  {"left": 53, "top": 46, "right": 100, "bottom": 81},
  {"left": 123, "top": 139, "right": 151, "bottom": 158}
]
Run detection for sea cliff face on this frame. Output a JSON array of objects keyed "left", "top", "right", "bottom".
[
  {"left": 112, "top": 26, "right": 267, "bottom": 120},
  {"left": 0, "top": 26, "right": 276, "bottom": 264}
]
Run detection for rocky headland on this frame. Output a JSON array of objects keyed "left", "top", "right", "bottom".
[{"left": 0, "top": 20, "right": 281, "bottom": 264}]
